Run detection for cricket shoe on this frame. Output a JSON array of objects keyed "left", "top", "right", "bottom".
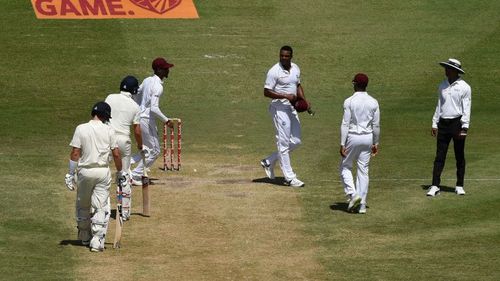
[
  {"left": 260, "top": 159, "right": 275, "bottom": 180},
  {"left": 426, "top": 185, "right": 440, "bottom": 197},
  {"left": 285, "top": 178, "right": 305, "bottom": 187},
  {"left": 358, "top": 204, "right": 367, "bottom": 214},
  {"left": 347, "top": 194, "right": 361, "bottom": 212},
  {"left": 455, "top": 186, "right": 466, "bottom": 195},
  {"left": 131, "top": 175, "right": 142, "bottom": 186}
]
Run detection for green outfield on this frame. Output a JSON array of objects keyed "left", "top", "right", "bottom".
[{"left": 1, "top": 1, "right": 500, "bottom": 280}]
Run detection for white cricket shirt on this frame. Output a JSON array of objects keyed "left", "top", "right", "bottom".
[
  {"left": 264, "top": 62, "right": 301, "bottom": 108},
  {"left": 105, "top": 91, "right": 140, "bottom": 136},
  {"left": 69, "top": 120, "right": 118, "bottom": 168},
  {"left": 432, "top": 78, "right": 471, "bottom": 129},
  {"left": 137, "top": 75, "right": 169, "bottom": 122},
  {"left": 340, "top": 91, "right": 380, "bottom": 146}
]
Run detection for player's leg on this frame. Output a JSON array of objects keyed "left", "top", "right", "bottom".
[
  {"left": 273, "top": 109, "right": 297, "bottom": 182},
  {"left": 89, "top": 168, "right": 112, "bottom": 252},
  {"left": 117, "top": 135, "right": 132, "bottom": 220},
  {"left": 75, "top": 168, "right": 95, "bottom": 245},
  {"left": 132, "top": 118, "right": 155, "bottom": 181},
  {"left": 355, "top": 134, "right": 373, "bottom": 206},
  {"left": 339, "top": 135, "right": 360, "bottom": 197},
  {"left": 289, "top": 109, "right": 302, "bottom": 152}
]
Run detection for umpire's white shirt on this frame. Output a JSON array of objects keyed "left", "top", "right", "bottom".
[
  {"left": 69, "top": 120, "right": 118, "bottom": 168},
  {"left": 137, "top": 75, "right": 169, "bottom": 123},
  {"left": 105, "top": 91, "right": 140, "bottom": 136},
  {"left": 432, "top": 78, "right": 471, "bottom": 129},
  {"left": 265, "top": 62, "right": 300, "bottom": 108},
  {"left": 340, "top": 91, "right": 380, "bottom": 146}
]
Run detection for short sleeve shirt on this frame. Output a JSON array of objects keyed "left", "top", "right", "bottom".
[
  {"left": 264, "top": 62, "right": 301, "bottom": 107},
  {"left": 70, "top": 120, "right": 118, "bottom": 168},
  {"left": 105, "top": 91, "right": 141, "bottom": 136}
]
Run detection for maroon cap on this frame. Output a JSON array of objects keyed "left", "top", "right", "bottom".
[
  {"left": 352, "top": 73, "right": 369, "bottom": 86},
  {"left": 294, "top": 98, "right": 309, "bottom": 112},
  {"left": 152, "top": 57, "right": 174, "bottom": 70}
]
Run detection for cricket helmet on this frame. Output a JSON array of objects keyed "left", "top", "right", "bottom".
[
  {"left": 120, "top": 75, "right": 139, "bottom": 95},
  {"left": 91, "top": 101, "right": 112, "bottom": 120}
]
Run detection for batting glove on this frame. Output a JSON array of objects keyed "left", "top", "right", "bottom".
[
  {"left": 115, "top": 171, "right": 129, "bottom": 186},
  {"left": 65, "top": 173, "right": 75, "bottom": 191},
  {"left": 140, "top": 145, "right": 150, "bottom": 159}
]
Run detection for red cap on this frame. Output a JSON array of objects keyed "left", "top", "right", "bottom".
[
  {"left": 352, "top": 73, "right": 369, "bottom": 87},
  {"left": 152, "top": 57, "right": 174, "bottom": 70}
]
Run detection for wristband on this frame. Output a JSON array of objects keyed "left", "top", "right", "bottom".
[{"left": 69, "top": 160, "right": 78, "bottom": 175}]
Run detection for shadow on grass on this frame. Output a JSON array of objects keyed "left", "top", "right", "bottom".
[
  {"left": 329, "top": 202, "right": 350, "bottom": 213},
  {"left": 252, "top": 176, "right": 287, "bottom": 186},
  {"left": 59, "top": 240, "right": 87, "bottom": 247},
  {"left": 421, "top": 184, "right": 455, "bottom": 193}
]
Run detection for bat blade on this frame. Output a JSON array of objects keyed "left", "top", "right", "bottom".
[
  {"left": 142, "top": 175, "right": 150, "bottom": 217},
  {"left": 113, "top": 204, "right": 123, "bottom": 248}
]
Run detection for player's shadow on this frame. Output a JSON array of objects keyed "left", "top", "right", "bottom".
[
  {"left": 252, "top": 177, "right": 288, "bottom": 186},
  {"left": 329, "top": 202, "right": 350, "bottom": 213},
  {"left": 59, "top": 240, "right": 87, "bottom": 247},
  {"left": 421, "top": 185, "right": 455, "bottom": 193}
]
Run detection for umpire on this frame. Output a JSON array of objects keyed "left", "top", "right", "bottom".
[{"left": 427, "top": 58, "right": 471, "bottom": 197}]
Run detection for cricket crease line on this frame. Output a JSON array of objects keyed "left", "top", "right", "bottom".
[{"left": 320, "top": 178, "right": 500, "bottom": 182}]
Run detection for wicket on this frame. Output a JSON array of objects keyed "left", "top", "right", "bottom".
[{"left": 163, "top": 118, "right": 182, "bottom": 171}]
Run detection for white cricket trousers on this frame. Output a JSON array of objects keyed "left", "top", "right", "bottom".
[
  {"left": 339, "top": 133, "right": 372, "bottom": 204},
  {"left": 115, "top": 134, "right": 132, "bottom": 214},
  {"left": 76, "top": 167, "right": 111, "bottom": 249},
  {"left": 265, "top": 105, "right": 301, "bottom": 181},
  {"left": 132, "top": 117, "right": 160, "bottom": 177}
]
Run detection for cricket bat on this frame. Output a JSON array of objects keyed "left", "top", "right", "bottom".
[
  {"left": 113, "top": 182, "right": 124, "bottom": 248},
  {"left": 142, "top": 155, "right": 150, "bottom": 217}
]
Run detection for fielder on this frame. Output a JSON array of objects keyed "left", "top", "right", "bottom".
[
  {"left": 260, "top": 45, "right": 307, "bottom": 187},
  {"left": 339, "top": 73, "right": 380, "bottom": 214},
  {"left": 65, "top": 101, "right": 125, "bottom": 252},
  {"left": 105, "top": 76, "right": 145, "bottom": 220},
  {"left": 427, "top": 58, "right": 471, "bottom": 197},
  {"left": 131, "top": 57, "right": 175, "bottom": 184}
]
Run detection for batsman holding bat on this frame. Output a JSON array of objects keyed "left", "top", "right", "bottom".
[
  {"left": 260, "top": 45, "right": 309, "bottom": 187},
  {"left": 65, "top": 101, "right": 125, "bottom": 252},
  {"left": 105, "top": 75, "right": 146, "bottom": 221}
]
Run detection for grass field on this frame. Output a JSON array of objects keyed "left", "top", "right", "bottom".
[{"left": 1, "top": 0, "right": 500, "bottom": 280}]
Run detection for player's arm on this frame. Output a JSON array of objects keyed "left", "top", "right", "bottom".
[
  {"left": 65, "top": 147, "right": 81, "bottom": 191},
  {"left": 133, "top": 124, "right": 143, "bottom": 150},
  {"left": 264, "top": 88, "right": 296, "bottom": 102},
  {"left": 339, "top": 100, "right": 351, "bottom": 157},
  {"left": 112, "top": 148, "right": 122, "bottom": 172}
]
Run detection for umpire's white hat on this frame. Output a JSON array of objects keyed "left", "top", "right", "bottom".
[{"left": 439, "top": 58, "right": 465, "bottom": 74}]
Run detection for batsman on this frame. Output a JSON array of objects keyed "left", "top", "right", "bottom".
[
  {"left": 65, "top": 102, "right": 125, "bottom": 252},
  {"left": 105, "top": 75, "right": 146, "bottom": 220}
]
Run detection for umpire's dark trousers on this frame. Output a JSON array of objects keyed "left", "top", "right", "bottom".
[{"left": 432, "top": 117, "right": 466, "bottom": 187}]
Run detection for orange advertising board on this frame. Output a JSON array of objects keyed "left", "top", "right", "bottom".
[{"left": 31, "top": 0, "right": 199, "bottom": 19}]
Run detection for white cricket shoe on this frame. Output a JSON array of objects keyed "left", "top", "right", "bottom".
[
  {"left": 285, "top": 178, "right": 305, "bottom": 187},
  {"left": 260, "top": 159, "right": 275, "bottom": 180},
  {"left": 358, "top": 204, "right": 367, "bottom": 214},
  {"left": 426, "top": 185, "right": 440, "bottom": 197},
  {"left": 347, "top": 194, "right": 361, "bottom": 212},
  {"left": 131, "top": 176, "right": 142, "bottom": 186},
  {"left": 455, "top": 186, "right": 466, "bottom": 195}
]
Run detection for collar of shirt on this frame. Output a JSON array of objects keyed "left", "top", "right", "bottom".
[
  {"left": 120, "top": 91, "right": 132, "bottom": 98},
  {"left": 153, "top": 74, "right": 164, "bottom": 85}
]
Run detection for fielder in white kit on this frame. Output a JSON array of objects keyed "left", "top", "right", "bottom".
[
  {"left": 131, "top": 57, "right": 174, "bottom": 184},
  {"left": 339, "top": 73, "right": 380, "bottom": 214},
  {"left": 65, "top": 101, "right": 125, "bottom": 252},
  {"left": 261, "top": 45, "right": 307, "bottom": 187},
  {"left": 105, "top": 76, "right": 144, "bottom": 220}
]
